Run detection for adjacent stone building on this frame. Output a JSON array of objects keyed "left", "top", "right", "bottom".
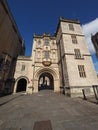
[
  {"left": 14, "top": 18, "right": 98, "bottom": 97},
  {"left": 0, "top": 0, "right": 25, "bottom": 95},
  {"left": 91, "top": 32, "right": 98, "bottom": 58}
]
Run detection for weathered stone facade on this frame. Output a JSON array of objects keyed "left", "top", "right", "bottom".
[
  {"left": 56, "top": 18, "right": 98, "bottom": 97},
  {"left": 14, "top": 18, "right": 98, "bottom": 97},
  {"left": 0, "top": 0, "right": 25, "bottom": 95}
]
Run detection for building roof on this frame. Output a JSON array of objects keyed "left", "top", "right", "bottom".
[
  {"left": 33, "top": 33, "right": 55, "bottom": 39},
  {"left": 59, "top": 17, "right": 80, "bottom": 24},
  {"left": 17, "top": 56, "right": 32, "bottom": 61},
  {"left": 55, "top": 17, "right": 80, "bottom": 36},
  {"left": 33, "top": 17, "right": 80, "bottom": 39}
]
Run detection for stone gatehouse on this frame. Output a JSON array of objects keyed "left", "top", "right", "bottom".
[{"left": 13, "top": 17, "right": 98, "bottom": 97}]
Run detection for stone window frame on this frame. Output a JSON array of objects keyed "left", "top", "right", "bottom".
[
  {"left": 71, "top": 35, "right": 78, "bottom": 44},
  {"left": 68, "top": 23, "right": 74, "bottom": 31},
  {"left": 74, "top": 49, "right": 81, "bottom": 59},
  {"left": 78, "top": 65, "right": 86, "bottom": 78},
  {"left": 21, "top": 64, "right": 25, "bottom": 71},
  {"left": 44, "top": 39, "right": 49, "bottom": 46}
]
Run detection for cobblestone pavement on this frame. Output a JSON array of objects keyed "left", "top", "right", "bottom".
[{"left": 0, "top": 90, "right": 98, "bottom": 130}]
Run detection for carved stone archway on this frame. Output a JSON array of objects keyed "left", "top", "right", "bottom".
[
  {"left": 38, "top": 72, "right": 54, "bottom": 91},
  {"left": 33, "top": 67, "right": 60, "bottom": 93}
]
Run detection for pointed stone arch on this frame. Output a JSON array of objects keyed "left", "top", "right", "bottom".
[
  {"left": 38, "top": 72, "right": 54, "bottom": 91},
  {"left": 34, "top": 67, "right": 59, "bottom": 80},
  {"left": 33, "top": 67, "right": 60, "bottom": 92}
]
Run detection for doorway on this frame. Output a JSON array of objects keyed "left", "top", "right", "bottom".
[
  {"left": 16, "top": 78, "right": 27, "bottom": 93},
  {"left": 38, "top": 72, "right": 54, "bottom": 91}
]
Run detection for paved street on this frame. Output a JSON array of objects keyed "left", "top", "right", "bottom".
[{"left": 0, "top": 90, "right": 98, "bottom": 130}]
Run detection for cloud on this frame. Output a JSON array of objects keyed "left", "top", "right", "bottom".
[
  {"left": 82, "top": 18, "right": 98, "bottom": 54},
  {"left": 82, "top": 18, "right": 98, "bottom": 74}
]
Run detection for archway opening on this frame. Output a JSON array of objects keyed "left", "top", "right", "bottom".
[
  {"left": 38, "top": 72, "right": 54, "bottom": 91},
  {"left": 16, "top": 78, "right": 27, "bottom": 93}
]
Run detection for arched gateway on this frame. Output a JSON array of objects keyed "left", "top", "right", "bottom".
[
  {"left": 16, "top": 78, "right": 27, "bottom": 92},
  {"left": 33, "top": 67, "right": 60, "bottom": 93},
  {"left": 13, "top": 18, "right": 98, "bottom": 97},
  {"left": 38, "top": 72, "right": 54, "bottom": 91},
  {"left": 13, "top": 76, "right": 29, "bottom": 93}
]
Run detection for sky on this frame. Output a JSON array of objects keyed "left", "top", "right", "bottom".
[{"left": 7, "top": 0, "right": 98, "bottom": 73}]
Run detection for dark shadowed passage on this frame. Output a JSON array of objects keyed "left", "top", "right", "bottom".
[{"left": 16, "top": 78, "right": 27, "bottom": 92}]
